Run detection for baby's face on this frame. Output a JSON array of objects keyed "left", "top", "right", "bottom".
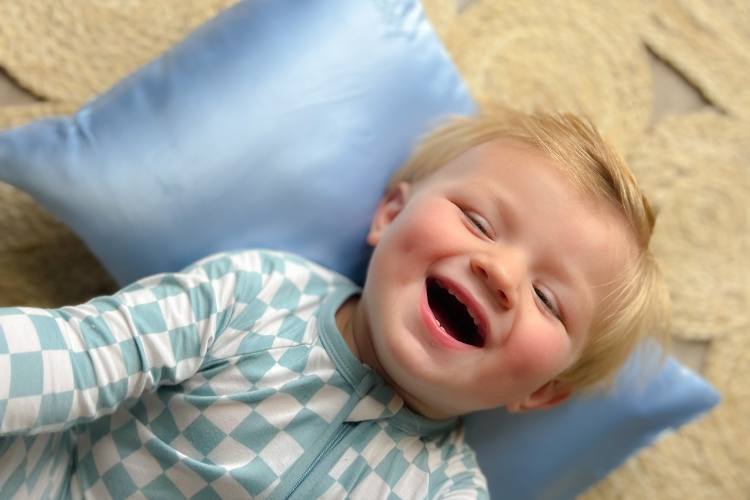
[{"left": 358, "top": 139, "right": 636, "bottom": 418}]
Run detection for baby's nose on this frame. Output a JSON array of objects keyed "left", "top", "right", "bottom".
[{"left": 470, "top": 251, "right": 523, "bottom": 309}]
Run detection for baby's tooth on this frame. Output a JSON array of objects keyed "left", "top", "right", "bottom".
[
  {"left": 446, "top": 285, "right": 481, "bottom": 327},
  {"left": 469, "top": 310, "right": 479, "bottom": 325}
]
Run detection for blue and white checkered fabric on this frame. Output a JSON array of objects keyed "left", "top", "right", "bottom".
[{"left": 0, "top": 249, "right": 487, "bottom": 499}]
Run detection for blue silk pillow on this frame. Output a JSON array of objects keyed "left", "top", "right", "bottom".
[
  {"left": 0, "top": 0, "right": 474, "bottom": 286},
  {"left": 0, "top": 0, "right": 718, "bottom": 498}
]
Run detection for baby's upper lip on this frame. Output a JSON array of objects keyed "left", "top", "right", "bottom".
[{"left": 430, "top": 275, "right": 490, "bottom": 346}]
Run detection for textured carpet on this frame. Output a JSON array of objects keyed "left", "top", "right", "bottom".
[{"left": 0, "top": 0, "right": 748, "bottom": 497}]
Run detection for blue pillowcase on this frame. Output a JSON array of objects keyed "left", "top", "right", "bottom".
[
  {"left": 0, "top": 0, "right": 473, "bottom": 286},
  {"left": 0, "top": 0, "right": 718, "bottom": 498}
]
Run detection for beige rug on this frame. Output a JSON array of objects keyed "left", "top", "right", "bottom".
[{"left": 0, "top": 0, "right": 748, "bottom": 497}]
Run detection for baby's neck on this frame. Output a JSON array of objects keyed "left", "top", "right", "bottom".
[
  {"left": 335, "top": 295, "right": 454, "bottom": 420},
  {"left": 335, "top": 294, "right": 391, "bottom": 386},
  {"left": 335, "top": 295, "right": 361, "bottom": 360}
]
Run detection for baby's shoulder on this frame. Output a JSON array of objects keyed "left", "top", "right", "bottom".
[{"left": 183, "top": 248, "right": 351, "bottom": 287}]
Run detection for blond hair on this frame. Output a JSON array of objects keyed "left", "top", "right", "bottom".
[{"left": 389, "top": 109, "right": 670, "bottom": 393}]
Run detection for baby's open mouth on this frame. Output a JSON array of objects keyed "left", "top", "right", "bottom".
[{"left": 426, "top": 277, "right": 485, "bottom": 347}]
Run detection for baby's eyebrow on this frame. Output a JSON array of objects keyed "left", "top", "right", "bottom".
[
  {"left": 471, "top": 184, "right": 518, "bottom": 233},
  {"left": 552, "top": 259, "right": 593, "bottom": 336}
]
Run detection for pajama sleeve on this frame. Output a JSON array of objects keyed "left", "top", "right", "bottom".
[
  {"left": 433, "top": 428, "right": 490, "bottom": 500},
  {"left": 0, "top": 251, "right": 260, "bottom": 436}
]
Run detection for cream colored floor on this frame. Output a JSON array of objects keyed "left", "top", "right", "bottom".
[{"left": 0, "top": 57, "right": 708, "bottom": 373}]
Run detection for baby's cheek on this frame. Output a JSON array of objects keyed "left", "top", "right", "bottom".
[
  {"left": 510, "top": 329, "right": 570, "bottom": 377},
  {"left": 395, "top": 214, "right": 445, "bottom": 257}
]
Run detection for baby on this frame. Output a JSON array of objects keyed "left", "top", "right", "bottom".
[{"left": 0, "top": 109, "right": 668, "bottom": 499}]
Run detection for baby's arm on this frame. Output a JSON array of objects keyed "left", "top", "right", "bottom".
[{"left": 0, "top": 252, "right": 248, "bottom": 436}]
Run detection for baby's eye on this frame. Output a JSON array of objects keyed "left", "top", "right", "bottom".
[
  {"left": 534, "top": 286, "right": 562, "bottom": 322},
  {"left": 462, "top": 209, "right": 492, "bottom": 237}
]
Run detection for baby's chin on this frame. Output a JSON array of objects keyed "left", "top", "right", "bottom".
[{"left": 387, "top": 370, "right": 492, "bottom": 420}]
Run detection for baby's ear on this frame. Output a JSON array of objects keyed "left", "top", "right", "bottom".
[
  {"left": 505, "top": 379, "right": 572, "bottom": 413},
  {"left": 367, "top": 182, "right": 410, "bottom": 246}
]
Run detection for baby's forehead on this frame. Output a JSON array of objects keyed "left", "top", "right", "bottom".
[
  {"left": 435, "top": 138, "right": 559, "bottom": 178},
  {"left": 423, "top": 139, "right": 579, "bottom": 197},
  {"left": 437, "top": 139, "right": 632, "bottom": 224}
]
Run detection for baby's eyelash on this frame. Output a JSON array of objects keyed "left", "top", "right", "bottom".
[
  {"left": 534, "top": 286, "right": 562, "bottom": 322},
  {"left": 462, "top": 209, "right": 491, "bottom": 237}
]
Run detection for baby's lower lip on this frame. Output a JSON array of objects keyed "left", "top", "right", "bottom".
[{"left": 420, "top": 282, "right": 478, "bottom": 351}]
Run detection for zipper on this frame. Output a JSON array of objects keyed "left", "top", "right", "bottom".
[{"left": 285, "top": 423, "right": 352, "bottom": 500}]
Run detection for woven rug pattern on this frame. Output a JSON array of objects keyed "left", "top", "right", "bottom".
[
  {"left": 0, "top": 0, "right": 238, "bottom": 103},
  {"left": 1, "top": 0, "right": 748, "bottom": 497},
  {"left": 430, "top": 0, "right": 653, "bottom": 153},
  {"left": 643, "top": 0, "right": 750, "bottom": 120}
]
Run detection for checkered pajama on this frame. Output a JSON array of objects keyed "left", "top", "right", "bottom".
[
  {"left": 0, "top": 251, "right": 273, "bottom": 497},
  {"left": 0, "top": 249, "right": 487, "bottom": 498}
]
